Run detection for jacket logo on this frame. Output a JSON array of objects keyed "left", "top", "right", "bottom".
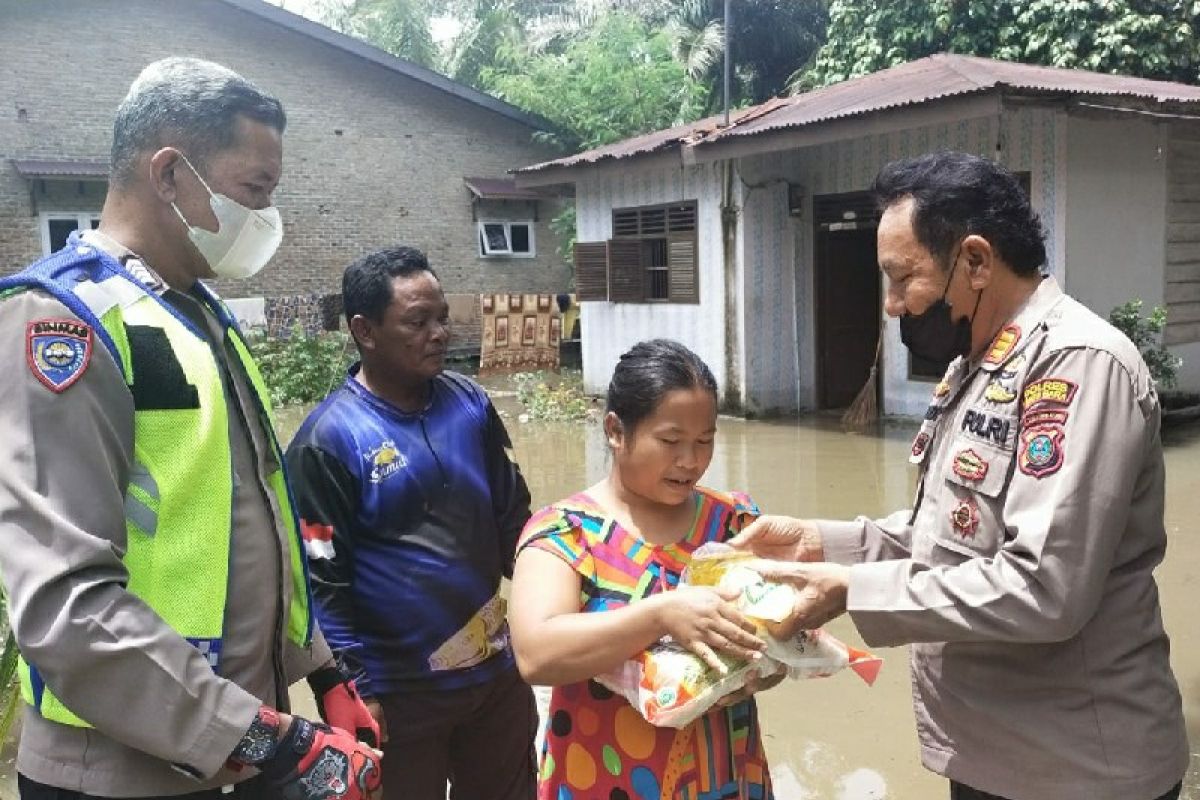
[
  {"left": 1019, "top": 425, "right": 1065, "bottom": 479},
  {"left": 910, "top": 431, "right": 932, "bottom": 463},
  {"left": 27, "top": 318, "right": 92, "bottom": 393},
  {"left": 364, "top": 440, "right": 407, "bottom": 484},
  {"left": 961, "top": 409, "right": 1013, "bottom": 448},
  {"left": 950, "top": 498, "right": 981, "bottom": 538},
  {"left": 985, "top": 354, "right": 1025, "bottom": 404},
  {"left": 952, "top": 449, "right": 989, "bottom": 481},
  {"left": 1022, "top": 378, "right": 1077, "bottom": 409}
]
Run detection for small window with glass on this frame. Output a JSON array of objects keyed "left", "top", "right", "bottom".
[
  {"left": 40, "top": 213, "right": 101, "bottom": 255},
  {"left": 478, "top": 221, "right": 535, "bottom": 258}
]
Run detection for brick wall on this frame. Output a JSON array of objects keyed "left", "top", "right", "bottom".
[{"left": 0, "top": 0, "right": 571, "bottom": 299}]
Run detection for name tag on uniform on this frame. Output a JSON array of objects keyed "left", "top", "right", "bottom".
[{"left": 960, "top": 407, "right": 1018, "bottom": 451}]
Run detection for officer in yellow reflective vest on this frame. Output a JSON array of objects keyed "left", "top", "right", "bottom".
[{"left": 0, "top": 58, "right": 380, "bottom": 800}]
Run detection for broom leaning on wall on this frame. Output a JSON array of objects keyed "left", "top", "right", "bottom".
[{"left": 842, "top": 334, "right": 882, "bottom": 432}]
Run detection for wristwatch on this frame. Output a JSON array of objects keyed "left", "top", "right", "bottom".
[{"left": 230, "top": 706, "right": 284, "bottom": 767}]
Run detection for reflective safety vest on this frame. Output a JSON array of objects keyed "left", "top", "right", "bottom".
[{"left": 1, "top": 233, "right": 312, "bottom": 727}]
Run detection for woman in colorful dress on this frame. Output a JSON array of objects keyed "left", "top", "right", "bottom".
[{"left": 509, "top": 339, "right": 781, "bottom": 800}]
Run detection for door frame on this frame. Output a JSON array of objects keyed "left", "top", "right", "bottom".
[{"left": 813, "top": 191, "right": 881, "bottom": 410}]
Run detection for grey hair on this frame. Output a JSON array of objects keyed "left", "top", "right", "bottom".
[{"left": 110, "top": 57, "right": 286, "bottom": 185}]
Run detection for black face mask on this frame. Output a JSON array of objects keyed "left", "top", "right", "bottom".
[{"left": 899, "top": 247, "right": 981, "bottom": 365}]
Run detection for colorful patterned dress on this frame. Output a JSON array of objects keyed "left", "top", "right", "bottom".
[{"left": 517, "top": 487, "right": 774, "bottom": 800}]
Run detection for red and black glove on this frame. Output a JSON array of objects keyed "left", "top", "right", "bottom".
[
  {"left": 261, "top": 716, "right": 382, "bottom": 800},
  {"left": 308, "top": 666, "right": 380, "bottom": 748}
]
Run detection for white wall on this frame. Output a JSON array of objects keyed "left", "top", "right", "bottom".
[
  {"left": 1060, "top": 117, "right": 1200, "bottom": 392},
  {"left": 737, "top": 106, "right": 1066, "bottom": 417},
  {"left": 575, "top": 106, "right": 1069, "bottom": 416},
  {"left": 1064, "top": 117, "right": 1168, "bottom": 320},
  {"left": 576, "top": 158, "right": 730, "bottom": 398}
]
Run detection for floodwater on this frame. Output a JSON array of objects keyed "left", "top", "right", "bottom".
[
  {"left": 3, "top": 401, "right": 1198, "bottom": 799},
  {"left": 497, "top": 402, "right": 1200, "bottom": 800}
]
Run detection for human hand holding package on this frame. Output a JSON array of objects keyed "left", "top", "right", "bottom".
[{"left": 595, "top": 544, "right": 881, "bottom": 728}]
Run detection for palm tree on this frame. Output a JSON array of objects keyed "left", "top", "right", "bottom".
[
  {"left": 316, "top": 0, "right": 445, "bottom": 69},
  {"left": 663, "top": 0, "right": 724, "bottom": 82}
]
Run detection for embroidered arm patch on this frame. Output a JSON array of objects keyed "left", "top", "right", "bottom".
[{"left": 27, "top": 318, "right": 92, "bottom": 393}]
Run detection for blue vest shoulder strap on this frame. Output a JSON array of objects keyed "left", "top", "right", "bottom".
[{"left": 0, "top": 234, "right": 136, "bottom": 376}]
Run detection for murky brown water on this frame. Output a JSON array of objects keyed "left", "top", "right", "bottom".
[
  {"left": 3, "top": 400, "right": 1197, "bottom": 799},
  {"left": 497, "top": 404, "right": 1200, "bottom": 800}
]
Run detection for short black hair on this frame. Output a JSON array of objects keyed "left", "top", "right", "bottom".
[
  {"left": 607, "top": 339, "right": 718, "bottom": 433},
  {"left": 871, "top": 151, "right": 1046, "bottom": 276},
  {"left": 111, "top": 58, "right": 286, "bottom": 186},
  {"left": 342, "top": 246, "right": 439, "bottom": 333}
]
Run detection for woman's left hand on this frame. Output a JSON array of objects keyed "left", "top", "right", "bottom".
[{"left": 715, "top": 664, "right": 788, "bottom": 708}]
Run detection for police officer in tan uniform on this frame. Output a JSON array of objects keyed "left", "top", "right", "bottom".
[
  {"left": 734, "top": 152, "right": 1188, "bottom": 800},
  {"left": 0, "top": 59, "right": 381, "bottom": 800}
]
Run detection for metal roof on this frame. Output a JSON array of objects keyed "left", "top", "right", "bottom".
[
  {"left": 214, "top": 0, "right": 555, "bottom": 133},
  {"left": 11, "top": 159, "right": 110, "bottom": 179},
  {"left": 512, "top": 97, "right": 790, "bottom": 175},
  {"left": 518, "top": 54, "right": 1200, "bottom": 175},
  {"left": 463, "top": 177, "right": 545, "bottom": 200}
]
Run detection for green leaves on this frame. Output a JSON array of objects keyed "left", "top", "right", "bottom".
[
  {"left": 484, "top": 12, "right": 707, "bottom": 150},
  {"left": 806, "top": 0, "right": 1200, "bottom": 89},
  {"left": 513, "top": 370, "right": 591, "bottom": 421},
  {"left": 247, "top": 329, "right": 357, "bottom": 407},
  {"left": 1109, "top": 299, "right": 1183, "bottom": 389}
]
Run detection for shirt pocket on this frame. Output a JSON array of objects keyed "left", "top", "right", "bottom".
[{"left": 931, "top": 439, "right": 1014, "bottom": 560}]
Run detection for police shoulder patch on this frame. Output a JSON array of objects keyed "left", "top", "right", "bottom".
[
  {"left": 1022, "top": 377, "right": 1077, "bottom": 410},
  {"left": 27, "top": 318, "right": 92, "bottom": 393},
  {"left": 984, "top": 324, "right": 1021, "bottom": 366},
  {"left": 1018, "top": 425, "right": 1065, "bottom": 479}
]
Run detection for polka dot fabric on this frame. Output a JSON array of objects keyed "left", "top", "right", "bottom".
[{"left": 518, "top": 488, "right": 774, "bottom": 800}]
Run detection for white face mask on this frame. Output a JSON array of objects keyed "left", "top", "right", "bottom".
[{"left": 170, "top": 153, "right": 283, "bottom": 280}]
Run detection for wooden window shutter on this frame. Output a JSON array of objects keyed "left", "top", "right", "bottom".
[
  {"left": 608, "top": 239, "right": 644, "bottom": 302},
  {"left": 667, "top": 203, "right": 696, "bottom": 233},
  {"left": 667, "top": 233, "right": 698, "bottom": 303},
  {"left": 613, "top": 209, "right": 640, "bottom": 237},
  {"left": 574, "top": 241, "right": 609, "bottom": 301}
]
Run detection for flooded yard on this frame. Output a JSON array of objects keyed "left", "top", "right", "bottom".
[
  {"left": 496, "top": 400, "right": 1200, "bottom": 800},
  {"left": 3, "top": 396, "right": 1197, "bottom": 799}
]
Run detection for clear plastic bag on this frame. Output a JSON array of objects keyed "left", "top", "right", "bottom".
[{"left": 595, "top": 543, "right": 880, "bottom": 728}]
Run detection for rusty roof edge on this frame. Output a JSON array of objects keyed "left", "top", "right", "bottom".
[
  {"left": 688, "top": 84, "right": 998, "bottom": 155},
  {"left": 515, "top": 97, "right": 793, "bottom": 176},
  {"left": 684, "top": 92, "right": 1006, "bottom": 166}
]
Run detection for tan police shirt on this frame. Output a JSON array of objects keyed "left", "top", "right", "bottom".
[
  {"left": 1, "top": 233, "right": 331, "bottom": 796},
  {"left": 820, "top": 276, "right": 1188, "bottom": 800}
]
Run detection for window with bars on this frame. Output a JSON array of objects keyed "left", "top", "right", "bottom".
[{"left": 574, "top": 201, "right": 699, "bottom": 303}]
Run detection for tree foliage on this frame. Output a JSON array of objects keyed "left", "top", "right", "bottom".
[
  {"left": 314, "top": 0, "right": 447, "bottom": 68},
  {"left": 483, "top": 12, "right": 708, "bottom": 150},
  {"left": 805, "top": 0, "right": 1200, "bottom": 89},
  {"left": 1110, "top": 299, "right": 1182, "bottom": 389}
]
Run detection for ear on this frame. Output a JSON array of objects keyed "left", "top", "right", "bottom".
[
  {"left": 961, "top": 234, "right": 994, "bottom": 291},
  {"left": 349, "top": 315, "right": 374, "bottom": 352},
  {"left": 603, "top": 411, "right": 624, "bottom": 451},
  {"left": 148, "top": 148, "right": 184, "bottom": 204}
]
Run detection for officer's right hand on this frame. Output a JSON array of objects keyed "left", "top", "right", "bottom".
[
  {"left": 728, "top": 515, "right": 824, "bottom": 562},
  {"left": 261, "top": 716, "right": 383, "bottom": 800}
]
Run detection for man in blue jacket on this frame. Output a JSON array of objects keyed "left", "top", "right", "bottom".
[{"left": 286, "top": 246, "right": 536, "bottom": 800}]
